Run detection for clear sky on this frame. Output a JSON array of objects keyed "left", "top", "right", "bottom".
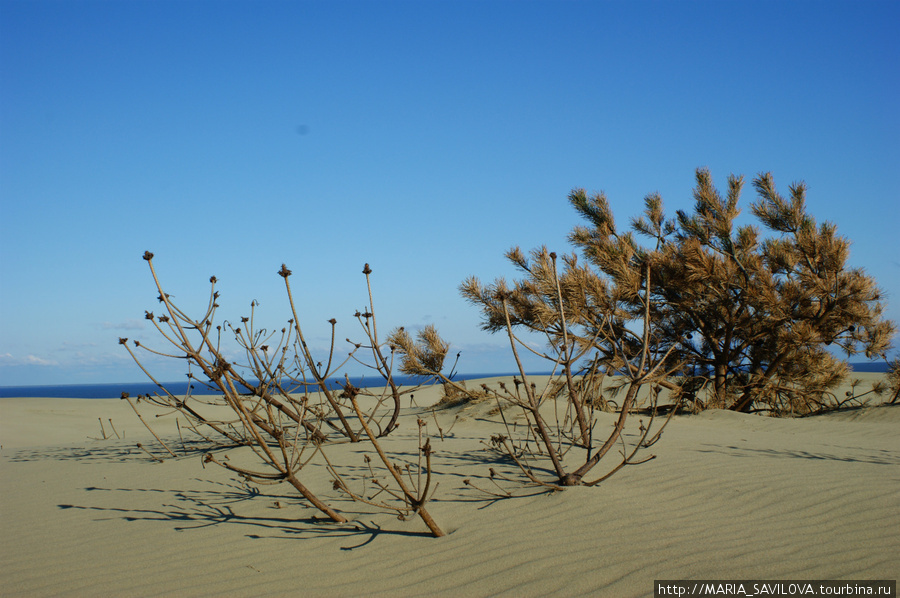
[{"left": 1, "top": 0, "right": 898, "bottom": 386}]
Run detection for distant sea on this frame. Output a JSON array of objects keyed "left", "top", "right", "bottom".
[
  {"left": 0, "top": 363, "right": 890, "bottom": 399},
  {"left": 0, "top": 373, "right": 521, "bottom": 399}
]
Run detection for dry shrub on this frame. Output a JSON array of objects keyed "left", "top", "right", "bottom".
[
  {"left": 122, "top": 253, "right": 446, "bottom": 536},
  {"left": 393, "top": 249, "right": 683, "bottom": 489}
]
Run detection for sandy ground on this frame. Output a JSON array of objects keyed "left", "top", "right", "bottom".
[{"left": 1, "top": 374, "right": 898, "bottom": 597}]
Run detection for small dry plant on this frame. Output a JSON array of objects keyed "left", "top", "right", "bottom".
[
  {"left": 392, "top": 248, "right": 684, "bottom": 491},
  {"left": 888, "top": 359, "right": 900, "bottom": 405},
  {"left": 802, "top": 362, "right": 900, "bottom": 414},
  {"left": 121, "top": 252, "right": 446, "bottom": 536}
]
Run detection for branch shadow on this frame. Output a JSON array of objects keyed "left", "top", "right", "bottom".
[
  {"left": 695, "top": 443, "right": 900, "bottom": 465},
  {"left": 57, "top": 478, "right": 437, "bottom": 549},
  {"left": 7, "top": 437, "right": 232, "bottom": 463}
]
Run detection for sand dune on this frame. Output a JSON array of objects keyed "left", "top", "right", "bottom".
[{"left": 1, "top": 378, "right": 897, "bottom": 597}]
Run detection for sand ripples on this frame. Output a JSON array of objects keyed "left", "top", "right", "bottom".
[{"left": 2, "top": 403, "right": 898, "bottom": 597}]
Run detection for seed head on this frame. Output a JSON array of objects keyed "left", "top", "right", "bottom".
[
  {"left": 142, "top": 251, "right": 154, "bottom": 261},
  {"left": 278, "top": 264, "right": 292, "bottom": 278}
]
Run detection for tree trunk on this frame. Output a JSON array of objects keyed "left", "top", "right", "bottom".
[
  {"left": 713, "top": 362, "right": 728, "bottom": 408},
  {"left": 730, "top": 389, "right": 755, "bottom": 413}
]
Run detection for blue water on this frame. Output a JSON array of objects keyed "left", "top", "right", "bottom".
[
  {"left": 849, "top": 362, "right": 892, "bottom": 373},
  {"left": 0, "top": 373, "right": 522, "bottom": 399},
  {"left": 0, "top": 363, "right": 888, "bottom": 399}
]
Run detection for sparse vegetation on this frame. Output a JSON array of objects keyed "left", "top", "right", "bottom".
[
  {"left": 119, "top": 168, "right": 896, "bottom": 537},
  {"left": 122, "top": 253, "right": 446, "bottom": 536},
  {"left": 393, "top": 248, "right": 681, "bottom": 489},
  {"left": 466, "top": 168, "right": 895, "bottom": 416}
]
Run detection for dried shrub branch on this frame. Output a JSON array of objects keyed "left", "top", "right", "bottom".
[
  {"left": 394, "top": 249, "right": 682, "bottom": 490},
  {"left": 122, "top": 253, "right": 448, "bottom": 535}
]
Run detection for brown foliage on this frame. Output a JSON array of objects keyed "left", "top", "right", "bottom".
[{"left": 564, "top": 168, "right": 895, "bottom": 415}]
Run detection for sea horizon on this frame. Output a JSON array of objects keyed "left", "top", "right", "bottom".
[
  {"left": 0, "top": 372, "right": 523, "bottom": 399},
  {"left": 0, "top": 361, "right": 890, "bottom": 399}
]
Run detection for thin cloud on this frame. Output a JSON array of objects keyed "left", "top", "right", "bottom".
[
  {"left": 25, "top": 355, "right": 58, "bottom": 366},
  {"left": 0, "top": 353, "right": 59, "bottom": 367}
]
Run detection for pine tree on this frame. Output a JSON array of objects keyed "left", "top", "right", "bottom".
[{"left": 467, "top": 168, "right": 895, "bottom": 415}]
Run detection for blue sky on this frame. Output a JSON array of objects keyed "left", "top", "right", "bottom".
[{"left": 1, "top": 0, "right": 898, "bottom": 386}]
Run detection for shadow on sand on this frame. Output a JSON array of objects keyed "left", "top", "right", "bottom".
[{"left": 57, "top": 477, "right": 439, "bottom": 549}]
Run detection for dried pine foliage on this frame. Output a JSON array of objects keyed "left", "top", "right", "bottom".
[{"left": 560, "top": 168, "right": 893, "bottom": 414}]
